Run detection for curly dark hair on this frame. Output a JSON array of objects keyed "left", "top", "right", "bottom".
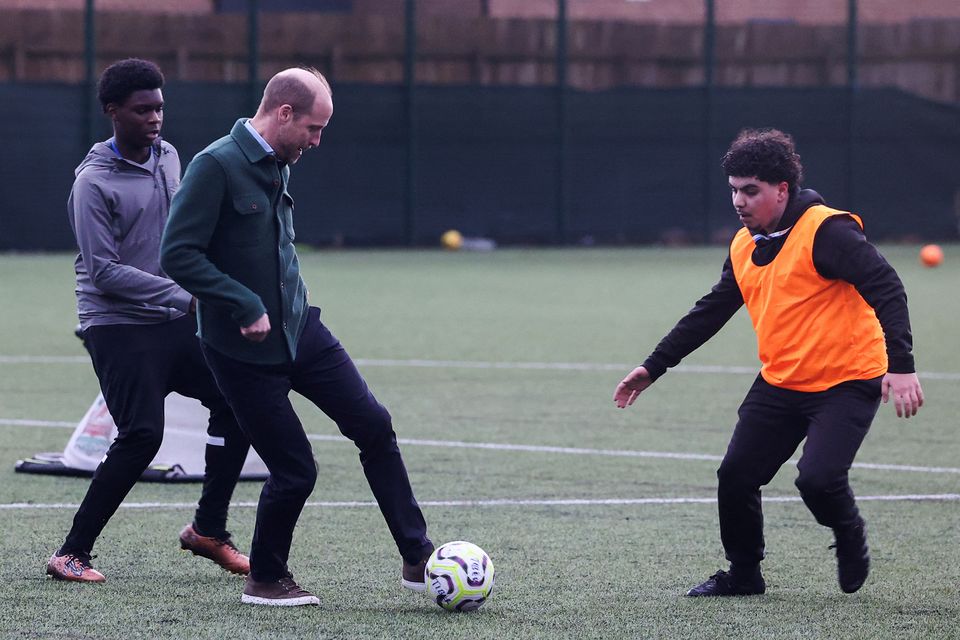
[
  {"left": 721, "top": 128, "right": 804, "bottom": 192},
  {"left": 97, "top": 58, "right": 164, "bottom": 112}
]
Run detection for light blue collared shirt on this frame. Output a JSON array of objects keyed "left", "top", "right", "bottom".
[{"left": 243, "top": 119, "right": 274, "bottom": 155}]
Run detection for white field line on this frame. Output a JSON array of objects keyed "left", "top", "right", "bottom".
[
  {"left": 4, "top": 418, "right": 959, "bottom": 475},
  {"left": 1, "top": 493, "right": 958, "bottom": 512},
  {"left": 2, "top": 354, "right": 959, "bottom": 381},
  {"left": 356, "top": 435, "right": 960, "bottom": 475},
  {"left": 0, "top": 355, "right": 89, "bottom": 364},
  {"left": 0, "top": 418, "right": 75, "bottom": 428}
]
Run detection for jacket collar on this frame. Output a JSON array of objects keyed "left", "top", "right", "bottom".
[
  {"left": 231, "top": 118, "right": 274, "bottom": 164},
  {"left": 778, "top": 188, "right": 825, "bottom": 231},
  {"left": 752, "top": 189, "right": 825, "bottom": 245}
]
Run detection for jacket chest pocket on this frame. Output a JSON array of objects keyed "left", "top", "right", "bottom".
[{"left": 229, "top": 193, "right": 272, "bottom": 246}]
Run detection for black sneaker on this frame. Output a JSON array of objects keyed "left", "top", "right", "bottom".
[
  {"left": 685, "top": 569, "right": 766, "bottom": 597},
  {"left": 240, "top": 573, "right": 319, "bottom": 606},
  {"left": 832, "top": 518, "right": 870, "bottom": 594}
]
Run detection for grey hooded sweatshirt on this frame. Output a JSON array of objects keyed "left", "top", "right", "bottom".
[{"left": 68, "top": 139, "right": 193, "bottom": 330}]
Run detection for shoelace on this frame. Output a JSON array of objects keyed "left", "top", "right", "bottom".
[
  {"left": 215, "top": 537, "right": 241, "bottom": 552},
  {"left": 63, "top": 553, "right": 98, "bottom": 575},
  {"left": 278, "top": 576, "right": 303, "bottom": 594},
  {"left": 205, "top": 528, "right": 240, "bottom": 551}
]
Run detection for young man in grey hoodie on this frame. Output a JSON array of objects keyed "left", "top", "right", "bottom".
[{"left": 48, "top": 58, "right": 252, "bottom": 583}]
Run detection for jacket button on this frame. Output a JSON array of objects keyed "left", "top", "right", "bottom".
[
  {"left": 273, "top": 180, "right": 280, "bottom": 186},
  {"left": 251, "top": 203, "right": 258, "bottom": 210}
]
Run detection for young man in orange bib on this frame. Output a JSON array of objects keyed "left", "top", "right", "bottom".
[{"left": 614, "top": 128, "right": 924, "bottom": 597}]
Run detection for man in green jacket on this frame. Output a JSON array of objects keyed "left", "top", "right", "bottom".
[{"left": 161, "top": 67, "right": 433, "bottom": 607}]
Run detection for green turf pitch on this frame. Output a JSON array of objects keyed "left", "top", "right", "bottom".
[{"left": 0, "top": 247, "right": 957, "bottom": 640}]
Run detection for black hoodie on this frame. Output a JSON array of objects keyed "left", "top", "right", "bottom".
[{"left": 641, "top": 188, "right": 915, "bottom": 381}]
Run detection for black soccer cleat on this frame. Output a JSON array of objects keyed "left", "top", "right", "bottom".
[
  {"left": 832, "top": 518, "right": 870, "bottom": 594},
  {"left": 686, "top": 569, "right": 766, "bottom": 597}
]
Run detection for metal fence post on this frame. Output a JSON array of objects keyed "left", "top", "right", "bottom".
[
  {"left": 556, "top": 0, "right": 568, "bottom": 244},
  {"left": 247, "top": 0, "right": 260, "bottom": 115},
  {"left": 84, "top": 0, "right": 96, "bottom": 147},
  {"left": 404, "top": 0, "right": 417, "bottom": 245},
  {"left": 702, "top": 0, "right": 716, "bottom": 244},
  {"left": 846, "top": 0, "right": 858, "bottom": 212}
]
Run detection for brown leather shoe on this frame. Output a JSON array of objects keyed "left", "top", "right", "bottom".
[
  {"left": 241, "top": 574, "right": 320, "bottom": 606},
  {"left": 179, "top": 523, "right": 250, "bottom": 575},
  {"left": 46, "top": 552, "right": 106, "bottom": 583},
  {"left": 401, "top": 544, "right": 435, "bottom": 592}
]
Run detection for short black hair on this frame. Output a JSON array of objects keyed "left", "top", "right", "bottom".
[
  {"left": 97, "top": 58, "right": 164, "bottom": 112},
  {"left": 721, "top": 128, "right": 804, "bottom": 193}
]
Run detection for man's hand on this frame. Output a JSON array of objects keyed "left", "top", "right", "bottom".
[
  {"left": 613, "top": 366, "right": 654, "bottom": 408},
  {"left": 881, "top": 372, "right": 924, "bottom": 418},
  {"left": 241, "top": 313, "right": 271, "bottom": 343}
]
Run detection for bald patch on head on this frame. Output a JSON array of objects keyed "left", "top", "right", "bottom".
[{"left": 259, "top": 67, "right": 332, "bottom": 117}]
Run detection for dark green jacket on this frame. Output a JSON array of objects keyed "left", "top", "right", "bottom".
[{"left": 161, "top": 119, "right": 308, "bottom": 365}]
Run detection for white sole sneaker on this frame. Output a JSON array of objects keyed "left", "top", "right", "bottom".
[
  {"left": 401, "top": 577, "right": 426, "bottom": 592},
  {"left": 241, "top": 593, "right": 320, "bottom": 606}
]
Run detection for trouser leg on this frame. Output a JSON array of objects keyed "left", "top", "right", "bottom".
[
  {"left": 795, "top": 378, "right": 881, "bottom": 530},
  {"left": 201, "top": 344, "right": 317, "bottom": 583},
  {"left": 718, "top": 376, "right": 807, "bottom": 569},
  {"left": 292, "top": 308, "right": 432, "bottom": 564},
  {"left": 61, "top": 323, "right": 171, "bottom": 555},
  {"left": 168, "top": 316, "right": 250, "bottom": 539}
]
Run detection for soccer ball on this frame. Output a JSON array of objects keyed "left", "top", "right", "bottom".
[
  {"left": 440, "top": 229, "right": 463, "bottom": 250},
  {"left": 919, "top": 244, "right": 944, "bottom": 267},
  {"left": 425, "top": 541, "right": 495, "bottom": 612}
]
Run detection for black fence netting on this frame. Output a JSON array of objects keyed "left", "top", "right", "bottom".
[{"left": 1, "top": 83, "right": 957, "bottom": 250}]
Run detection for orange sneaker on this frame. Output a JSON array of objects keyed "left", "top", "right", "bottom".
[
  {"left": 46, "top": 552, "right": 106, "bottom": 583},
  {"left": 179, "top": 523, "right": 250, "bottom": 576}
]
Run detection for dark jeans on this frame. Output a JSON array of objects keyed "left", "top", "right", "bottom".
[
  {"left": 717, "top": 374, "right": 882, "bottom": 568},
  {"left": 201, "top": 307, "right": 431, "bottom": 582},
  {"left": 62, "top": 314, "right": 250, "bottom": 556}
]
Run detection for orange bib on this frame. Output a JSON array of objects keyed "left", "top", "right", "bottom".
[{"left": 729, "top": 205, "right": 887, "bottom": 391}]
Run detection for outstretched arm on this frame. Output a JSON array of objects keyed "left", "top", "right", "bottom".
[{"left": 614, "top": 257, "right": 744, "bottom": 408}]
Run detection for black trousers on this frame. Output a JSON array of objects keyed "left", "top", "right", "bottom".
[
  {"left": 62, "top": 314, "right": 250, "bottom": 555},
  {"left": 718, "top": 374, "right": 882, "bottom": 568},
  {"left": 201, "top": 307, "right": 432, "bottom": 583}
]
